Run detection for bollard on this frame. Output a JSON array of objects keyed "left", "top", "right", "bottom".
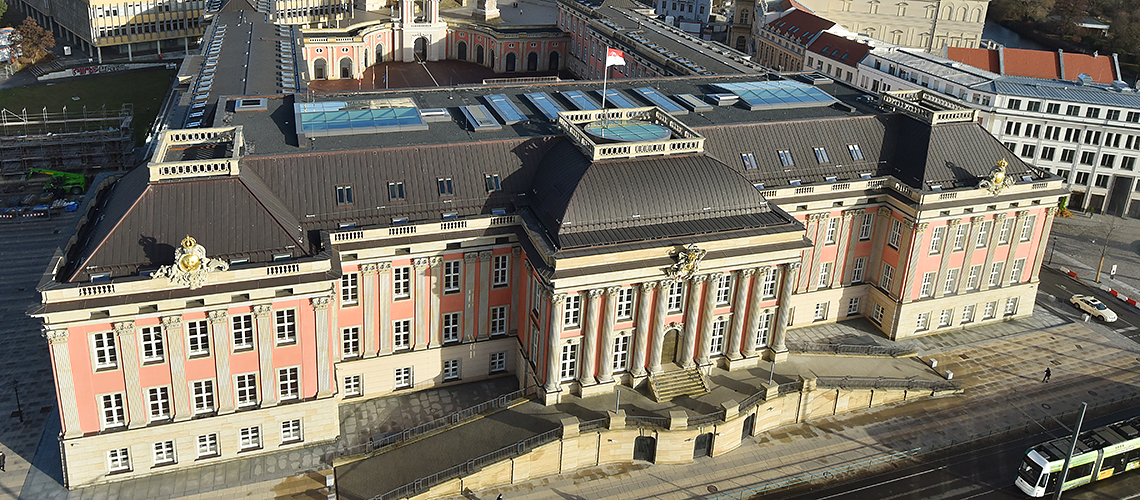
[
  {"left": 945, "top": 370, "right": 953, "bottom": 380},
  {"left": 1083, "top": 313, "right": 1090, "bottom": 322},
  {"left": 930, "top": 358, "right": 937, "bottom": 368},
  {"left": 1048, "top": 294, "right": 1056, "bottom": 302}
]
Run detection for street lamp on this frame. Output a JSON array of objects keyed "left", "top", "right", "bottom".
[{"left": 1047, "top": 236, "right": 1057, "bottom": 266}]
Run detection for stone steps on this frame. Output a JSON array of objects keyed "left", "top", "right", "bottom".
[{"left": 648, "top": 367, "right": 708, "bottom": 402}]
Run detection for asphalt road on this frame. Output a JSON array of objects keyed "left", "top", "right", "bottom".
[
  {"left": 1037, "top": 266, "right": 1140, "bottom": 345},
  {"left": 759, "top": 405, "right": 1140, "bottom": 500}
]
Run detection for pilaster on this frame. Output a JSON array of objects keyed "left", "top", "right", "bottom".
[
  {"left": 957, "top": 216, "right": 985, "bottom": 294},
  {"left": 545, "top": 293, "right": 566, "bottom": 395},
  {"left": 413, "top": 258, "right": 430, "bottom": 350},
  {"left": 898, "top": 222, "right": 928, "bottom": 302},
  {"left": 208, "top": 310, "right": 234, "bottom": 414},
  {"left": 980, "top": 214, "right": 1005, "bottom": 291},
  {"left": 842, "top": 210, "right": 866, "bottom": 285},
  {"left": 597, "top": 286, "right": 620, "bottom": 383},
  {"left": 162, "top": 315, "right": 192, "bottom": 420},
  {"left": 313, "top": 296, "right": 333, "bottom": 398},
  {"left": 478, "top": 251, "right": 493, "bottom": 339},
  {"left": 361, "top": 263, "right": 379, "bottom": 357},
  {"left": 933, "top": 220, "right": 959, "bottom": 299},
  {"left": 805, "top": 214, "right": 828, "bottom": 293},
  {"left": 510, "top": 248, "right": 522, "bottom": 334},
  {"left": 831, "top": 212, "right": 854, "bottom": 288},
  {"left": 868, "top": 208, "right": 892, "bottom": 284},
  {"left": 1031, "top": 208, "right": 1058, "bottom": 282},
  {"left": 253, "top": 305, "right": 277, "bottom": 407},
  {"left": 430, "top": 257, "right": 444, "bottom": 348},
  {"left": 1003, "top": 211, "right": 1029, "bottom": 285},
  {"left": 631, "top": 281, "right": 655, "bottom": 377},
  {"left": 45, "top": 329, "right": 81, "bottom": 438},
  {"left": 464, "top": 253, "right": 479, "bottom": 343},
  {"left": 113, "top": 321, "right": 146, "bottom": 429}
]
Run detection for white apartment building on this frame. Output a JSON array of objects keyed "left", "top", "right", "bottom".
[{"left": 856, "top": 46, "right": 1140, "bottom": 217}]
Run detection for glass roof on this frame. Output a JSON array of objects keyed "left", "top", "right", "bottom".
[
  {"left": 484, "top": 94, "right": 527, "bottom": 125},
  {"left": 594, "top": 89, "right": 637, "bottom": 109},
  {"left": 297, "top": 107, "right": 426, "bottom": 137},
  {"left": 583, "top": 120, "right": 671, "bottom": 143},
  {"left": 711, "top": 81, "right": 838, "bottom": 111},
  {"left": 523, "top": 92, "right": 567, "bottom": 121},
  {"left": 632, "top": 87, "right": 687, "bottom": 115}
]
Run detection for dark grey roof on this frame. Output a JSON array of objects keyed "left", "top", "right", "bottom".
[
  {"left": 65, "top": 167, "right": 306, "bottom": 281},
  {"left": 891, "top": 121, "right": 1038, "bottom": 188},
  {"left": 980, "top": 78, "right": 1140, "bottom": 108},
  {"left": 530, "top": 141, "right": 789, "bottom": 248}
]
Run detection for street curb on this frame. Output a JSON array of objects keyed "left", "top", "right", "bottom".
[{"left": 1060, "top": 266, "right": 1140, "bottom": 311}]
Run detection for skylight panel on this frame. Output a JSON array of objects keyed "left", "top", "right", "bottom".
[
  {"left": 484, "top": 94, "right": 527, "bottom": 125},
  {"left": 848, "top": 144, "right": 864, "bottom": 160},
  {"left": 594, "top": 89, "right": 637, "bottom": 108},
  {"left": 560, "top": 90, "right": 601, "bottom": 111},
  {"left": 778, "top": 150, "right": 794, "bottom": 166},
  {"left": 631, "top": 87, "right": 687, "bottom": 115},
  {"left": 523, "top": 92, "right": 566, "bottom": 121},
  {"left": 813, "top": 147, "right": 830, "bottom": 164}
]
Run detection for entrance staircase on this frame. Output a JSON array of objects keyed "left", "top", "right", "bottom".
[{"left": 648, "top": 367, "right": 710, "bottom": 402}]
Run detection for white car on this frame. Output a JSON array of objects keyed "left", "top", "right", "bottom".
[{"left": 1070, "top": 295, "right": 1118, "bottom": 322}]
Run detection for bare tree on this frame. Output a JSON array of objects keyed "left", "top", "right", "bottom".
[{"left": 15, "top": 18, "right": 54, "bottom": 64}]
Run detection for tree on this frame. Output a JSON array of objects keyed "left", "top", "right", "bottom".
[
  {"left": 16, "top": 17, "right": 53, "bottom": 63},
  {"left": 0, "top": 0, "right": 8, "bottom": 22}
]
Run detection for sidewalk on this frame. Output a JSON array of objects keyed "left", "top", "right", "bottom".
[
  {"left": 443, "top": 301, "right": 1140, "bottom": 500},
  {"left": 1051, "top": 214, "right": 1140, "bottom": 299}
]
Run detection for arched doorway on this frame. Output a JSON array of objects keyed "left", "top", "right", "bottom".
[
  {"left": 548, "top": 52, "right": 559, "bottom": 71},
  {"left": 735, "top": 36, "right": 746, "bottom": 51},
  {"left": 339, "top": 56, "right": 353, "bottom": 78},
  {"left": 476, "top": 45, "right": 485, "bottom": 64},
  {"left": 375, "top": 43, "right": 385, "bottom": 63},
  {"left": 742, "top": 414, "right": 756, "bottom": 439},
  {"left": 414, "top": 37, "right": 428, "bottom": 62},
  {"left": 490, "top": 50, "right": 496, "bottom": 69},
  {"left": 527, "top": 51, "right": 538, "bottom": 71},
  {"left": 505, "top": 52, "right": 516, "bottom": 72},
  {"left": 313, "top": 58, "right": 327, "bottom": 79},
  {"left": 661, "top": 329, "right": 680, "bottom": 366},
  {"left": 457, "top": 41, "right": 467, "bottom": 61},
  {"left": 633, "top": 436, "right": 656, "bottom": 462},
  {"left": 693, "top": 433, "right": 713, "bottom": 458}
]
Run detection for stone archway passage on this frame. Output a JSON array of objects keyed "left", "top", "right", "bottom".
[
  {"left": 476, "top": 45, "right": 485, "bottom": 65},
  {"left": 414, "top": 37, "right": 428, "bottom": 62},
  {"left": 458, "top": 41, "right": 467, "bottom": 61},
  {"left": 527, "top": 52, "right": 538, "bottom": 71},
  {"left": 339, "top": 57, "right": 353, "bottom": 78},
  {"left": 548, "top": 52, "right": 559, "bottom": 71},
  {"left": 505, "top": 53, "right": 516, "bottom": 72},
  {"left": 313, "top": 58, "right": 327, "bottom": 79}
]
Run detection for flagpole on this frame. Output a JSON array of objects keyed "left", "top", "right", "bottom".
[{"left": 601, "top": 48, "right": 609, "bottom": 138}]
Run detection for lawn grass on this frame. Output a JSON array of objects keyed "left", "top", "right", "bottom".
[{"left": 0, "top": 67, "right": 176, "bottom": 146}]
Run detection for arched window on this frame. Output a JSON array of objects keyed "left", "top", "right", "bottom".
[
  {"left": 476, "top": 45, "right": 485, "bottom": 64},
  {"left": 527, "top": 52, "right": 538, "bottom": 71},
  {"left": 505, "top": 53, "right": 516, "bottom": 72},
  {"left": 457, "top": 41, "right": 467, "bottom": 61},
  {"left": 548, "top": 52, "right": 560, "bottom": 71},
  {"left": 339, "top": 57, "right": 353, "bottom": 78},
  {"left": 313, "top": 58, "right": 327, "bottom": 79}
]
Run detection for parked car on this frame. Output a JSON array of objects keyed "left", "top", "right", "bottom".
[{"left": 1070, "top": 294, "right": 1118, "bottom": 322}]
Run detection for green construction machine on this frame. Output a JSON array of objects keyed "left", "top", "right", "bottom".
[{"left": 25, "top": 168, "right": 89, "bottom": 196}]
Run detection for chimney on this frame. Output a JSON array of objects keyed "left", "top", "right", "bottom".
[
  {"left": 1057, "top": 49, "right": 1065, "bottom": 80},
  {"left": 997, "top": 46, "right": 1005, "bottom": 75},
  {"left": 1112, "top": 52, "right": 1121, "bottom": 81}
]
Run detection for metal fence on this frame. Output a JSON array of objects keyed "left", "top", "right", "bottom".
[
  {"left": 688, "top": 411, "right": 723, "bottom": 427},
  {"left": 737, "top": 390, "right": 767, "bottom": 413},
  {"left": 579, "top": 418, "right": 608, "bottom": 433},
  {"left": 777, "top": 380, "right": 804, "bottom": 394},
  {"left": 625, "top": 415, "right": 671, "bottom": 429},
  {"left": 787, "top": 341, "right": 916, "bottom": 358},
  {"left": 706, "top": 391, "right": 1140, "bottom": 500},
  {"left": 371, "top": 426, "right": 562, "bottom": 500},
  {"left": 816, "top": 376, "right": 958, "bottom": 392},
  {"left": 339, "top": 389, "right": 528, "bottom": 459}
]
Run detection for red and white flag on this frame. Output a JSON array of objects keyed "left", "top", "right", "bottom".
[{"left": 605, "top": 47, "right": 626, "bottom": 67}]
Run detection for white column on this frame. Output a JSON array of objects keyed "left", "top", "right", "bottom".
[
  {"left": 253, "top": 305, "right": 277, "bottom": 407},
  {"left": 377, "top": 263, "right": 392, "bottom": 355},
  {"left": 648, "top": 280, "right": 671, "bottom": 374},
  {"left": 578, "top": 289, "right": 603, "bottom": 387},
  {"left": 980, "top": 214, "right": 1006, "bottom": 291},
  {"left": 726, "top": 269, "right": 753, "bottom": 360},
  {"left": 545, "top": 293, "right": 565, "bottom": 393},
  {"left": 478, "top": 251, "right": 492, "bottom": 338},
  {"left": 45, "top": 329, "right": 82, "bottom": 438},
  {"left": 162, "top": 316, "right": 192, "bottom": 420},
  {"left": 1003, "top": 211, "right": 1029, "bottom": 285},
  {"left": 742, "top": 267, "right": 768, "bottom": 358},
  {"left": 696, "top": 274, "right": 719, "bottom": 366},
  {"left": 313, "top": 296, "right": 333, "bottom": 398},
  {"left": 464, "top": 253, "right": 479, "bottom": 342},
  {"left": 597, "top": 286, "right": 620, "bottom": 384},
  {"left": 630, "top": 282, "right": 655, "bottom": 377},
  {"left": 679, "top": 276, "right": 705, "bottom": 369},
  {"left": 413, "top": 258, "right": 430, "bottom": 350},
  {"left": 209, "top": 310, "right": 235, "bottom": 414},
  {"left": 768, "top": 263, "right": 797, "bottom": 358},
  {"left": 362, "top": 263, "right": 379, "bottom": 357},
  {"left": 113, "top": 321, "right": 146, "bottom": 429}
]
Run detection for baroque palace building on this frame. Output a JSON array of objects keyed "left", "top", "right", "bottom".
[{"left": 31, "top": 9, "right": 1065, "bottom": 487}]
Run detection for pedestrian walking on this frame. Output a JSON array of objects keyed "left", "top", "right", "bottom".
[
  {"left": 1043, "top": 367, "right": 1051, "bottom": 383},
  {"left": 1, "top": 450, "right": 6, "bottom": 471}
]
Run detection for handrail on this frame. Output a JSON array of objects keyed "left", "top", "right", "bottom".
[{"left": 786, "top": 341, "right": 917, "bottom": 358}]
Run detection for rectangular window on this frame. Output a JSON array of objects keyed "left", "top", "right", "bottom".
[
  {"left": 235, "top": 373, "right": 257, "bottom": 407},
  {"left": 154, "top": 441, "right": 176, "bottom": 465},
  {"left": 1080, "top": 151, "right": 1096, "bottom": 165},
  {"left": 762, "top": 268, "right": 778, "bottom": 297},
  {"left": 443, "top": 359, "right": 460, "bottom": 381},
  {"left": 232, "top": 314, "right": 254, "bottom": 351},
  {"left": 777, "top": 149, "right": 794, "bottom": 166},
  {"left": 846, "top": 297, "right": 860, "bottom": 316},
  {"left": 998, "top": 218, "right": 1012, "bottom": 244},
  {"left": 564, "top": 294, "right": 582, "bottom": 327},
  {"left": 388, "top": 181, "right": 405, "bottom": 201},
  {"left": 342, "top": 326, "right": 361, "bottom": 357},
  {"left": 93, "top": 331, "right": 118, "bottom": 369},
  {"left": 278, "top": 367, "right": 299, "bottom": 400},
  {"left": 818, "top": 262, "right": 831, "bottom": 288},
  {"left": 240, "top": 426, "right": 261, "bottom": 450},
  {"left": 939, "top": 309, "right": 953, "bottom": 327},
  {"left": 492, "top": 255, "right": 510, "bottom": 287},
  {"left": 916, "top": 312, "right": 929, "bottom": 331},
  {"left": 880, "top": 264, "right": 894, "bottom": 291},
  {"left": 485, "top": 173, "right": 502, "bottom": 191},
  {"left": 1066, "top": 105, "right": 1080, "bottom": 116},
  {"left": 442, "top": 312, "right": 461, "bottom": 343},
  {"left": 197, "top": 433, "right": 219, "bottom": 458},
  {"left": 281, "top": 419, "right": 303, "bottom": 443},
  {"left": 848, "top": 144, "right": 864, "bottom": 160},
  {"left": 708, "top": 319, "right": 727, "bottom": 353},
  {"left": 140, "top": 326, "right": 164, "bottom": 363},
  {"left": 1075, "top": 172, "right": 1090, "bottom": 185},
  {"left": 1010, "top": 258, "right": 1025, "bottom": 283},
  {"left": 1123, "top": 157, "right": 1136, "bottom": 171},
  {"left": 944, "top": 269, "right": 959, "bottom": 294},
  {"left": 756, "top": 311, "right": 772, "bottom": 348},
  {"left": 953, "top": 224, "right": 967, "bottom": 251},
  {"left": 393, "top": 266, "right": 411, "bottom": 298},
  {"left": 988, "top": 262, "right": 1004, "bottom": 286},
  {"left": 715, "top": 274, "right": 733, "bottom": 304},
  {"left": 616, "top": 287, "right": 635, "bottom": 320},
  {"left": 1095, "top": 174, "right": 1110, "bottom": 188},
  {"left": 984, "top": 301, "right": 997, "bottom": 319},
  {"left": 813, "top": 147, "right": 830, "bottom": 164},
  {"left": 1027, "top": 101, "right": 1041, "bottom": 112},
  {"left": 967, "top": 265, "right": 981, "bottom": 290},
  {"left": 192, "top": 380, "right": 215, "bottom": 414},
  {"left": 341, "top": 273, "right": 359, "bottom": 305},
  {"left": 560, "top": 343, "right": 578, "bottom": 380},
  {"left": 858, "top": 214, "right": 872, "bottom": 240},
  {"left": 187, "top": 320, "right": 209, "bottom": 356},
  {"left": 825, "top": 218, "right": 838, "bottom": 244},
  {"left": 1101, "top": 154, "right": 1116, "bottom": 168},
  {"left": 1020, "top": 215, "right": 1036, "bottom": 241},
  {"left": 920, "top": 272, "right": 934, "bottom": 297},
  {"left": 393, "top": 320, "right": 411, "bottom": 349},
  {"left": 1005, "top": 297, "right": 1019, "bottom": 316},
  {"left": 741, "top": 152, "right": 758, "bottom": 169},
  {"left": 1007, "top": 98, "right": 1021, "bottom": 110},
  {"left": 612, "top": 335, "right": 630, "bottom": 372},
  {"left": 1061, "top": 149, "right": 1075, "bottom": 163},
  {"left": 1040, "top": 147, "right": 1056, "bottom": 161},
  {"left": 668, "top": 281, "right": 686, "bottom": 310},
  {"left": 1021, "top": 144, "right": 1036, "bottom": 158},
  {"left": 108, "top": 448, "right": 131, "bottom": 472},
  {"left": 871, "top": 303, "right": 885, "bottom": 324},
  {"left": 490, "top": 351, "right": 507, "bottom": 373},
  {"left": 961, "top": 304, "right": 975, "bottom": 323},
  {"left": 336, "top": 185, "right": 354, "bottom": 205},
  {"left": 929, "top": 226, "right": 945, "bottom": 254},
  {"left": 444, "top": 261, "right": 461, "bottom": 293},
  {"left": 1086, "top": 107, "right": 1100, "bottom": 118},
  {"left": 976, "top": 220, "right": 992, "bottom": 247},
  {"left": 394, "top": 366, "right": 413, "bottom": 388},
  {"left": 813, "top": 302, "right": 828, "bottom": 321},
  {"left": 102, "top": 393, "right": 125, "bottom": 428},
  {"left": 437, "top": 177, "right": 454, "bottom": 196},
  {"left": 490, "top": 306, "right": 508, "bottom": 335},
  {"left": 343, "top": 374, "right": 362, "bottom": 396},
  {"left": 888, "top": 219, "right": 902, "bottom": 248},
  {"left": 148, "top": 387, "right": 170, "bottom": 420},
  {"left": 275, "top": 309, "right": 297, "bottom": 344},
  {"left": 1047, "top": 103, "right": 1060, "bottom": 114}
]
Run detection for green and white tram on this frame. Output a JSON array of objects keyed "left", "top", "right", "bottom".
[{"left": 1016, "top": 415, "right": 1140, "bottom": 497}]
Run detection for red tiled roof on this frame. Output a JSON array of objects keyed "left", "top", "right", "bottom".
[
  {"left": 947, "top": 47, "right": 1118, "bottom": 84},
  {"left": 807, "top": 32, "right": 870, "bottom": 68},
  {"left": 765, "top": 9, "right": 834, "bottom": 45}
]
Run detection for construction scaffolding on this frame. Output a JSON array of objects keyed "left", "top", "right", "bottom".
[{"left": 0, "top": 105, "right": 134, "bottom": 178}]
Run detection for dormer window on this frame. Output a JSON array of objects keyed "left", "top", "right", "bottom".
[
  {"left": 388, "top": 181, "right": 405, "bottom": 201},
  {"left": 777, "top": 150, "right": 794, "bottom": 166},
  {"left": 437, "top": 177, "right": 454, "bottom": 196},
  {"left": 336, "top": 185, "right": 353, "bottom": 205},
  {"left": 484, "top": 173, "right": 501, "bottom": 191}
]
